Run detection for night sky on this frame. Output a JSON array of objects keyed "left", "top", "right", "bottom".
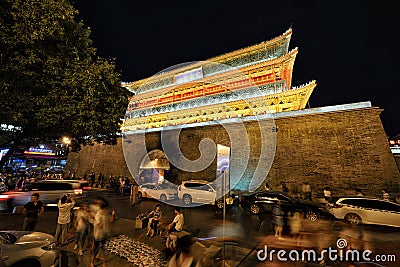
[{"left": 72, "top": 0, "right": 398, "bottom": 137}]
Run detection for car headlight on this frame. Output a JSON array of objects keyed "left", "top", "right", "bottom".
[{"left": 42, "top": 242, "right": 58, "bottom": 251}]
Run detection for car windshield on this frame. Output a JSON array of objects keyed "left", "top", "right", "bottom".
[
  {"left": 0, "top": 232, "right": 17, "bottom": 244},
  {"left": 209, "top": 182, "right": 216, "bottom": 190}
]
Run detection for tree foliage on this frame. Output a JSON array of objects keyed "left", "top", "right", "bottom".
[{"left": 0, "top": 0, "right": 129, "bottom": 167}]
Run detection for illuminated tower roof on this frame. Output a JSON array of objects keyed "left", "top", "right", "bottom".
[{"left": 122, "top": 28, "right": 316, "bottom": 132}]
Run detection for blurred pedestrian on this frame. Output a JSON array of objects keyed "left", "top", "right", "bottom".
[
  {"left": 355, "top": 188, "right": 364, "bottom": 196},
  {"left": 280, "top": 182, "right": 288, "bottom": 193},
  {"left": 22, "top": 193, "right": 44, "bottom": 231},
  {"left": 146, "top": 203, "right": 162, "bottom": 237},
  {"left": 55, "top": 194, "right": 76, "bottom": 245},
  {"left": 166, "top": 234, "right": 202, "bottom": 267},
  {"left": 264, "top": 183, "right": 270, "bottom": 191},
  {"left": 272, "top": 200, "right": 284, "bottom": 239},
  {"left": 323, "top": 186, "right": 332, "bottom": 202},
  {"left": 289, "top": 211, "right": 303, "bottom": 244},
  {"left": 119, "top": 177, "right": 125, "bottom": 198},
  {"left": 89, "top": 172, "right": 95, "bottom": 186},
  {"left": 381, "top": 189, "right": 390, "bottom": 200},
  {"left": 302, "top": 182, "right": 312, "bottom": 201},
  {"left": 90, "top": 196, "right": 112, "bottom": 267},
  {"left": 130, "top": 181, "right": 139, "bottom": 205},
  {"left": 73, "top": 204, "right": 90, "bottom": 256}
]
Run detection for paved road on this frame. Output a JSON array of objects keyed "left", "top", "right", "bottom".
[{"left": 1, "top": 189, "right": 400, "bottom": 267}]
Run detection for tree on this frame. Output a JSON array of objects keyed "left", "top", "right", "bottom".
[{"left": 0, "top": 0, "right": 130, "bottom": 168}]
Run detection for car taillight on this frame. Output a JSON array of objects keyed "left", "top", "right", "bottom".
[
  {"left": 82, "top": 186, "right": 91, "bottom": 191},
  {"left": 240, "top": 197, "right": 245, "bottom": 203},
  {"left": 0, "top": 194, "right": 10, "bottom": 200},
  {"left": 74, "top": 189, "right": 83, "bottom": 195}
]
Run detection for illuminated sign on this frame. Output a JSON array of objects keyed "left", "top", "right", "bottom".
[
  {"left": 0, "top": 148, "right": 9, "bottom": 161},
  {"left": 24, "top": 147, "right": 55, "bottom": 156},
  {"left": 174, "top": 67, "right": 203, "bottom": 85}
]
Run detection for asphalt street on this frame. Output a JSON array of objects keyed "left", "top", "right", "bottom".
[{"left": 1, "top": 189, "right": 400, "bottom": 267}]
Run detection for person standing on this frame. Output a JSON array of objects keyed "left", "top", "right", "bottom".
[
  {"left": 55, "top": 194, "right": 75, "bottom": 245},
  {"left": 323, "top": 186, "right": 332, "bottom": 202},
  {"left": 90, "top": 197, "right": 112, "bottom": 267},
  {"left": 22, "top": 193, "right": 44, "bottom": 231},
  {"left": 302, "top": 182, "right": 312, "bottom": 201},
  {"left": 272, "top": 200, "right": 284, "bottom": 239},
  {"left": 130, "top": 181, "right": 139, "bottom": 205},
  {"left": 119, "top": 177, "right": 125, "bottom": 198}
]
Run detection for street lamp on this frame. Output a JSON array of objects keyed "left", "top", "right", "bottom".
[
  {"left": 62, "top": 137, "right": 71, "bottom": 145},
  {"left": 62, "top": 137, "right": 71, "bottom": 156}
]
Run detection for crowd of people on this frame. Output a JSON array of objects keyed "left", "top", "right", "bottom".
[{"left": 21, "top": 192, "right": 114, "bottom": 267}]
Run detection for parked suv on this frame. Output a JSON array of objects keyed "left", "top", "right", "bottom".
[
  {"left": 178, "top": 180, "right": 226, "bottom": 208},
  {"left": 327, "top": 196, "right": 400, "bottom": 227},
  {"left": 0, "top": 180, "right": 87, "bottom": 212}
]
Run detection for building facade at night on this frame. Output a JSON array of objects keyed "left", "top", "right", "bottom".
[
  {"left": 121, "top": 28, "right": 315, "bottom": 132},
  {"left": 66, "top": 29, "right": 399, "bottom": 196}
]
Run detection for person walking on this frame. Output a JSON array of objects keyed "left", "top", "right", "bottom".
[
  {"left": 166, "top": 234, "right": 202, "bottom": 267},
  {"left": 272, "top": 200, "right": 284, "bottom": 239},
  {"left": 55, "top": 194, "right": 75, "bottom": 245},
  {"left": 146, "top": 203, "right": 162, "bottom": 237},
  {"left": 22, "top": 193, "right": 44, "bottom": 231},
  {"left": 90, "top": 197, "right": 112, "bottom": 267},
  {"left": 73, "top": 204, "right": 90, "bottom": 256}
]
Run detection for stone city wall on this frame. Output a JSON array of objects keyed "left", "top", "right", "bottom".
[{"left": 66, "top": 104, "right": 400, "bottom": 197}]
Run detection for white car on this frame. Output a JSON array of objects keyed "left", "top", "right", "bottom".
[
  {"left": 138, "top": 183, "right": 178, "bottom": 201},
  {"left": 178, "top": 180, "right": 225, "bottom": 208},
  {"left": 0, "top": 231, "right": 60, "bottom": 267},
  {"left": 327, "top": 196, "right": 400, "bottom": 227}
]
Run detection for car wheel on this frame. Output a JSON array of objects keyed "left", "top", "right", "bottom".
[
  {"left": 250, "top": 204, "right": 261, "bottom": 214},
  {"left": 305, "top": 210, "right": 318, "bottom": 221},
  {"left": 345, "top": 213, "right": 362, "bottom": 225},
  {"left": 10, "top": 259, "right": 40, "bottom": 267},
  {"left": 182, "top": 194, "right": 192, "bottom": 205},
  {"left": 160, "top": 194, "right": 167, "bottom": 202}
]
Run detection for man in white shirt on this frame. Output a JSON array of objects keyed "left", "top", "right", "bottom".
[
  {"left": 55, "top": 194, "right": 75, "bottom": 245},
  {"left": 165, "top": 207, "right": 185, "bottom": 253},
  {"left": 168, "top": 207, "right": 184, "bottom": 233}
]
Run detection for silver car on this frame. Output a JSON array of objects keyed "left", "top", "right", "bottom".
[
  {"left": 0, "top": 231, "right": 60, "bottom": 267},
  {"left": 138, "top": 183, "right": 178, "bottom": 201},
  {"left": 327, "top": 196, "right": 400, "bottom": 227}
]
